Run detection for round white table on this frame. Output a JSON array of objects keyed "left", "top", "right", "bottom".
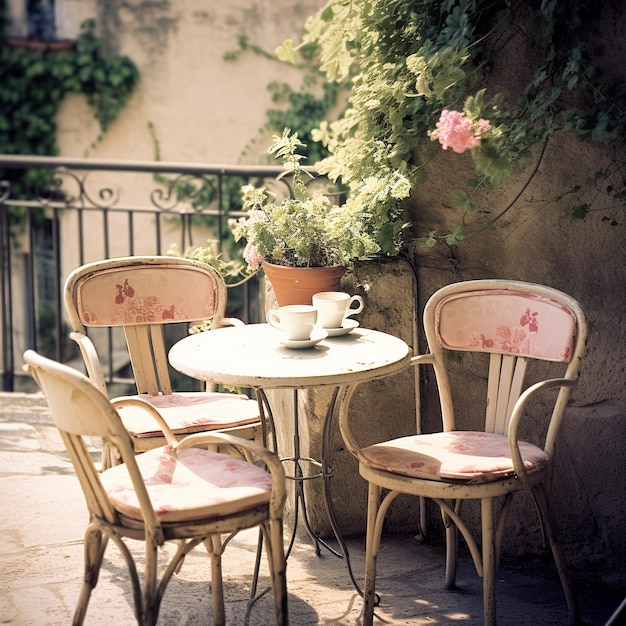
[
  {"left": 169, "top": 323, "right": 412, "bottom": 595},
  {"left": 169, "top": 323, "right": 411, "bottom": 390}
]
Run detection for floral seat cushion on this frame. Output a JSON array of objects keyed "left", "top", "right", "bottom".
[
  {"left": 360, "top": 431, "right": 548, "bottom": 484},
  {"left": 119, "top": 392, "right": 260, "bottom": 437},
  {"left": 100, "top": 445, "right": 273, "bottom": 523}
]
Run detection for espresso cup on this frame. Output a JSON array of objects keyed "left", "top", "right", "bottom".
[
  {"left": 312, "top": 291, "right": 364, "bottom": 329},
  {"left": 266, "top": 304, "right": 318, "bottom": 341}
]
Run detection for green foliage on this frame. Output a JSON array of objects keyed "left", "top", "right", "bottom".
[
  {"left": 285, "top": 0, "right": 626, "bottom": 251},
  {"left": 226, "top": 35, "right": 346, "bottom": 164},
  {"left": 561, "top": 165, "right": 625, "bottom": 226},
  {"left": 166, "top": 239, "right": 248, "bottom": 286},
  {"left": 0, "top": 18, "right": 139, "bottom": 199},
  {"left": 264, "top": 80, "right": 339, "bottom": 164},
  {"left": 231, "top": 128, "right": 378, "bottom": 268}
]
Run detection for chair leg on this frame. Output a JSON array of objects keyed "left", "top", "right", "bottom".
[
  {"left": 363, "top": 482, "right": 383, "bottom": 626},
  {"left": 142, "top": 539, "right": 161, "bottom": 626},
  {"left": 205, "top": 535, "right": 226, "bottom": 626},
  {"left": 442, "top": 500, "right": 459, "bottom": 590},
  {"left": 263, "top": 519, "right": 289, "bottom": 626},
  {"left": 481, "top": 497, "right": 497, "bottom": 626},
  {"left": 73, "top": 526, "right": 108, "bottom": 626},
  {"left": 532, "top": 483, "right": 581, "bottom": 624}
]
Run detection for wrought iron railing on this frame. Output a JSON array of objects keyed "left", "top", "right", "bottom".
[{"left": 0, "top": 154, "right": 289, "bottom": 392}]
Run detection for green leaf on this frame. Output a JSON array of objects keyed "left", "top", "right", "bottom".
[
  {"left": 424, "top": 231, "right": 437, "bottom": 247},
  {"left": 451, "top": 189, "right": 474, "bottom": 213},
  {"left": 444, "top": 225, "right": 465, "bottom": 246},
  {"left": 473, "top": 142, "right": 511, "bottom": 187},
  {"left": 566, "top": 203, "right": 590, "bottom": 220},
  {"left": 276, "top": 39, "right": 297, "bottom": 63}
]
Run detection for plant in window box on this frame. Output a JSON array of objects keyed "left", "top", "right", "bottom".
[{"left": 230, "top": 128, "right": 378, "bottom": 305}]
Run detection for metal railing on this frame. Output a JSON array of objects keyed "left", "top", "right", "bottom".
[{"left": 0, "top": 154, "right": 288, "bottom": 391}]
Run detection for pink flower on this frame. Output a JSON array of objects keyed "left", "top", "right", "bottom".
[
  {"left": 246, "top": 209, "right": 267, "bottom": 225},
  {"left": 431, "top": 109, "right": 491, "bottom": 154},
  {"left": 243, "top": 242, "right": 263, "bottom": 270}
]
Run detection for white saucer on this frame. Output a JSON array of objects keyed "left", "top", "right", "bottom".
[
  {"left": 281, "top": 329, "right": 328, "bottom": 349},
  {"left": 323, "top": 319, "right": 360, "bottom": 337}
]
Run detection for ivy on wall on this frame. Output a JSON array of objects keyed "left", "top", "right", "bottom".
[
  {"left": 0, "top": 16, "right": 139, "bottom": 199},
  {"left": 226, "top": 34, "right": 347, "bottom": 165},
  {"left": 281, "top": 0, "right": 626, "bottom": 252}
]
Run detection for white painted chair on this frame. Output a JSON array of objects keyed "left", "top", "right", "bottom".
[
  {"left": 23, "top": 349, "right": 288, "bottom": 626},
  {"left": 64, "top": 256, "right": 262, "bottom": 469},
  {"left": 339, "top": 279, "right": 587, "bottom": 625}
]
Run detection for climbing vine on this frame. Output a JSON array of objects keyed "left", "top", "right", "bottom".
[
  {"left": 226, "top": 34, "right": 348, "bottom": 164},
  {"left": 280, "top": 0, "right": 626, "bottom": 252},
  {"left": 0, "top": 17, "right": 139, "bottom": 200}
]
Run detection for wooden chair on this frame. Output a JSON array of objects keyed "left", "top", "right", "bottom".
[
  {"left": 23, "top": 349, "right": 288, "bottom": 626},
  {"left": 64, "top": 256, "right": 262, "bottom": 469},
  {"left": 339, "top": 279, "right": 587, "bottom": 625}
]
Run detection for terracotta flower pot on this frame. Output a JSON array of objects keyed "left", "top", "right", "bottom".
[{"left": 262, "top": 261, "right": 346, "bottom": 306}]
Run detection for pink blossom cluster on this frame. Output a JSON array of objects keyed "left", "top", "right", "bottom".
[
  {"left": 431, "top": 109, "right": 491, "bottom": 154},
  {"left": 241, "top": 210, "right": 267, "bottom": 270},
  {"left": 243, "top": 243, "right": 263, "bottom": 270}
]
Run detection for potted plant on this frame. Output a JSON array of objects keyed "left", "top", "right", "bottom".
[{"left": 231, "top": 128, "right": 378, "bottom": 305}]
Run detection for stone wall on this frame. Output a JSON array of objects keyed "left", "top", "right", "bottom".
[{"left": 405, "top": 5, "right": 626, "bottom": 587}]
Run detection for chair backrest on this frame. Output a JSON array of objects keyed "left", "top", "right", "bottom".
[
  {"left": 64, "top": 256, "right": 227, "bottom": 395},
  {"left": 23, "top": 350, "right": 161, "bottom": 531},
  {"left": 421, "top": 280, "right": 587, "bottom": 444}
]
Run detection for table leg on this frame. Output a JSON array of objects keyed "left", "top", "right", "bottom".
[
  {"left": 281, "top": 389, "right": 341, "bottom": 558},
  {"left": 253, "top": 386, "right": 366, "bottom": 599},
  {"left": 322, "top": 384, "right": 365, "bottom": 597}
]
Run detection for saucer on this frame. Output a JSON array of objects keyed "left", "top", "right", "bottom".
[
  {"left": 281, "top": 328, "right": 328, "bottom": 349},
  {"left": 324, "top": 319, "right": 360, "bottom": 337}
]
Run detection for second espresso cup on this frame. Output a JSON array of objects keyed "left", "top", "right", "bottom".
[
  {"left": 312, "top": 291, "right": 364, "bottom": 329},
  {"left": 266, "top": 304, "right": 318, "bottom": 341}
]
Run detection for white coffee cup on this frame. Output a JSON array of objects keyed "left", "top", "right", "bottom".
[
  {"left": 312, "top": 292, "right": 364, "bottom": 329},
  {"left": 266, "top": 304, "right": 318, "bottom": 341}
]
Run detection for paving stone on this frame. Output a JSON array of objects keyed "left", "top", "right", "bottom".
[{"left": 0, "top": 393, "right": 619, "bottom": 625}]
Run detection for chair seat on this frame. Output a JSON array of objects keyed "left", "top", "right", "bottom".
[
  {"left": 100, "top": 445, "right": 273, "bottom": 523},
  {"left": 119, "top": 392, "right": 260, "bottom": 437},
  {"left": 361, "top": 431, "right": 549, "bottom": 484}
]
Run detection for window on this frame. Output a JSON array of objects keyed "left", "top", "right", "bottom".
[{"left": 27, "top": 0, "right": 56, "bottom": 40}]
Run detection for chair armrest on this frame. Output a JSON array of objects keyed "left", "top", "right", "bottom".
[
  {"left": 175, "top": 431, "right": 287, "bottom": 518},
  {"left": 339, "top": 353, "right": 437, "bottom": 464},
  {"left": 111, "top": 396, "right": 179, "bottom": 447},
  {"left": 69, "top": 331, "right": 107, "bottom": 394},
  {"left": 221, "top": 317, "right": 245, "bottom": 328},
  {"left": 507, "top": 377, "right": 577, "bottom": 486},
  {"left": 410, "top": 353, "right": 435, "bottom": 367}
]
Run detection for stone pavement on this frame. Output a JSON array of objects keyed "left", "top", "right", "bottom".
[{"left": 0, "top": 391, "right": 622, "bottom": 626}]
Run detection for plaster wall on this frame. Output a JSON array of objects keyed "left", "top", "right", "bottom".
[{"left": 51, "top": 0, "right": 325, "bottom": 167}]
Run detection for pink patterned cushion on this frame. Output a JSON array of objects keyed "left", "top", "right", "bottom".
[
  {"left": 361, "top": 431, "right": 548, "bottom": 484},
  {"left": 100, "top": 446, "right": 272, "bottom": 522},
  {"left": 119, "top": 392, "right": 260, "bottom": 437},
  {"left": 436, "top": 290, "right": 576, "bottom": 362}
]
